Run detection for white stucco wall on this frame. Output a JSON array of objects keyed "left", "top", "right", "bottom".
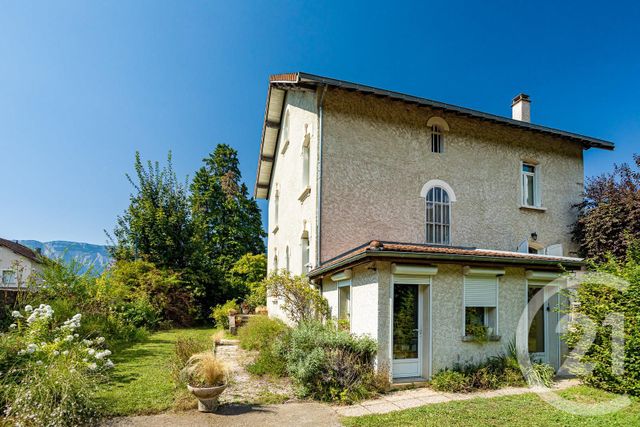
[
  {"left": 266, "top": 89, "right": 319, "bottom": 320},
  {"left": 0, "top": 246, "right": 41, "bottom": 289}
]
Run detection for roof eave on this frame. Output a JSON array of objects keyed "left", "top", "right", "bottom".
[{"left": 308, "top": 250, "right": 583, "bottom": 279}]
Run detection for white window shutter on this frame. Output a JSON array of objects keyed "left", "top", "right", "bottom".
[
  {"left": 544, "top": 244, "right": 563, "bottom": 256},
  {"left": 517, "top": 239, "right": 529, "bottom": 253},
  {"left": 464, "top": 276, "right": 497, "bottom": 307}
]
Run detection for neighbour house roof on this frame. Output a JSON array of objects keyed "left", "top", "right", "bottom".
[
  {"left": 308, "top": 240, "right": 584, "bottom": 279},
  {"left": 0, "top": 238, "right": 42, "bottom": 264},
  {"left": 254, "top": 72, "right": 615, "bottom": 199}
]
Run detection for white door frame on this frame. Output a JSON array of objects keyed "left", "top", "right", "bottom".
[
  {"left": 390, "top": 277, "right": 431, "bottom": 379},
  {"left": 525, "top": 280, "right": 560, "bottom": 367}
]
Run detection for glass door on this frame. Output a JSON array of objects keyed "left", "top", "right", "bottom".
[{"left": 392, "top": 284, "right": 422, "bottom": 378}]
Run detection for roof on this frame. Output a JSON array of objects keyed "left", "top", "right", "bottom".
[
  {"left": 254, "top": 72, "right": 615, "bottom": 199},
  {"left": 308, "top": 240, "right": 584, "bottom": 279},
  {"left": 0, "top": 238, "right": 42, "bottom": 264}
]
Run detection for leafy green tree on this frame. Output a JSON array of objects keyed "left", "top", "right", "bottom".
[
  {"left": 190, "top": 145, "right": 266, "bottom": 304},
  {"left": 109, "top": 152, "right": 194, "bottom": 271},
  {"left": 573, "top": 154, "right": 640, "bottom": 261},
  {"left": 228, "top": 253, "right": 267, "bottom": 308}
]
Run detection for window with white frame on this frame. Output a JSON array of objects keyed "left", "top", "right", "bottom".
[
  {"left": 431, "top": 125, "right": 444, "bottom": 153},
  {"left": 301, "top": 231, "right": 310, "bottom": 274},
  {"left": 285, "top": 246, "right": 290, "bottom": 273},
  {"left": 273, "top": 249, "right": 278, "bottom": 272},
  {"left": 464, "top": 275, "right": 498, "bottom": 338},
  {"left": 521, "top": 163, "right": 539, "bottom": 207},
  {"left": 274, "top": 188, "right": 280, "bottom": 230},
  {"left": 281, "top": 111, "right": 290, "bottom": 154},
  {"left": 338, "top": 281, "right": 351, "bottom": 322},
  {"left": 302, "top": 137, "right": 310, "bottom": 190},
  {"left": 426, "top": 187, "right": 451, "bottom": 245},
  {"left": 2, "top": 270, "right": 17, "bottom": 286}
]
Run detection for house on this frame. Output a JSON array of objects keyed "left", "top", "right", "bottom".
[
  {"left": 0, "top": 238, "right": 44, "bottom": 290},
  {"left": 253, "top": 72, "right": 614, "bottom": 381}
]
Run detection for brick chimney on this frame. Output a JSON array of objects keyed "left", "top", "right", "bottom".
[{"left": 511, "top": 93, "right": 531, "bottom": 122}]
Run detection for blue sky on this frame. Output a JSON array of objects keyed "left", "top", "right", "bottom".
[{"left": 0, "top": 1, "right": 638, "bottom": 244}]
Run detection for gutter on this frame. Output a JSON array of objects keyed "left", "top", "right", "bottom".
[
  {"left": 308, "top": 250, "right": 584, "bottom": 279},
  {"left": 315, "top": 84, "right": 327, "bottom": 269}
]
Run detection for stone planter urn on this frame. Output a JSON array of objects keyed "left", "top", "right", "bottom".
[{"left": 188, "top": 383, "right": 227, "bottom": 412}]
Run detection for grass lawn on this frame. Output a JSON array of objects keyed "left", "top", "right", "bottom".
[
  {"left": 342, "top": 386, "right": 640, "bottom": 427},
  {"left": 96, "top": 327, "right": 220, "bottom": 416}
]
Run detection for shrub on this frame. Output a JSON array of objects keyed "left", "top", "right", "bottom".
[
  {"left": 210, "top": 300, "right": 239, "bottom": 329},
  {"left": 1, "top": 304, "right": 114, "bottom": 426},
  {"left": 283, "top": 321, "right": 378, "bottom": 403},
  {"left": 430, "top": 370, "right": 470, "bottom": 393},
  {"left": 227, "top": 253, "right": 267, "bottom": 309},
  {"left": 264, "top": 273, "right": 330, "bottom": 324},
  {"left": 181, "top": 352, "right": 227, "bottom": 387},
  {"left": 562, "top": 245, "right": 640, "bottom": 396},
  {"left": 246, "top": 347, "right": 288, "bottom": 377},
  {"left": 238, "top": 316, "right": 288, "bottom": 351}
]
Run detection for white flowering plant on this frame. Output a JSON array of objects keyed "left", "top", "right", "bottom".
[{"left": 1, "top": 304, "right": 115, "bottom": 426}]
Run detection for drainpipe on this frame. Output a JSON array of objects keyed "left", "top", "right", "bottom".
[{"left": 315, "top": 85, "right": 327, "bottom": 271}]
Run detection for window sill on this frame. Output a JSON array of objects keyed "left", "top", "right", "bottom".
[
  {"left": 272, "top": 225, "right": 279, "bottom": 235},
  {"left": 298, "top": 186, "right": 311, "bottom": 202},
  {"left": 519, "top": 205, "right": 547, "bottom": 212},
  {"left": 461, "top": 335, "right": 501, "bottom": 343}
]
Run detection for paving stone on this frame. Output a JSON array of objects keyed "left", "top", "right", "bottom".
[
  {"left": 394, "top": 398, "right": 427, "bottom": 409},
  {"left": 335, "top": 405, "right": 371, "bottom": 417},
  {"left": 360, "top": 402, "right": 401, "bottom": 414},
  {"left": 417, "top": 394, "right": 451, "bottom": 404}
]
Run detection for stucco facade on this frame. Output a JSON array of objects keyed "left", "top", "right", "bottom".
[
  {"left": 265, "top": 89, "right": 319, "bottom": 318},
  {"left": 256, "top": 73, "right": 611, "bottom": 381},
  {"left": 0, "top": 245, "right": 42, "bottom": 289},
  {"left": 319, "top": 88, "right": 583, "bottom": 263}
]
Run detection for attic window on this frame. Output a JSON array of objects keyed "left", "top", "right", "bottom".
[{"left": 431, "top": 125, "right": 444, "bottom": 153}]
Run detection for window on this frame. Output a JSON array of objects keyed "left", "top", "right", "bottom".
[
  {"left": 285, "top": 246, "right": 290, "bottom": 273},
  {"left": 425, "top": 187, "right": 451, "bottom": 245},
  {"left": 273, "top": 249, "right": 278, "bottom": 272},
  {"left": 2, "top": 270, "right": 17, "bottom": 286},
  {"left": 338, "top": 281, "right": 351, "bottom": 322},
  {"left": 302, "top": 139, "right": 310, "bottom": 189},
  {"left": 521, "top": 163, "right": 539, "bottom": 207},
  {"left": 464, "top": 275, "right": 498, "bottom": 338},
  {"left": 431, "top": 125, "right": 443, "bottom": 153},
  {"left": 274, "top": 188, "right": 280, "bottom": 230},
  {"left": 281, "top": 111, "right": 290, "bottom": 154},
  {"left": 301, "top": 232, "right": 310, "bottom": 274}
]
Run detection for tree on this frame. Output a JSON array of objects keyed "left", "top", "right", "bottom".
[
  {"left": 108, "top": 152, "right": 194, "bottom": 270},
  {"left": 573, "top": 154, "right": 640, "bottom": 261},
  {"left": 227, "top": 253, "right": 267, "bottom": 308},
  {"left": 190, "top": 145, "right": 266, "bottom": 304},
  {"left": 265, "top": 273, "right": 330, "bottom": 324}
]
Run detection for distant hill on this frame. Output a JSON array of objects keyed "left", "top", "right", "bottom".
[{"left": 19, "top": 240, "right": 112, "bottom": 274}]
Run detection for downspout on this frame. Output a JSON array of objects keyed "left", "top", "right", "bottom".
[{"left": 315, "top": 84, "right": 328, "bottom": 272}]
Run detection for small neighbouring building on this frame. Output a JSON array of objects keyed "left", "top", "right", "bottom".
[
  {"left": 0, "top": 238, "right": 43, "bottom": 290},
  {"left": 252, "top": 72, "right": 614, "bottom": 381}
]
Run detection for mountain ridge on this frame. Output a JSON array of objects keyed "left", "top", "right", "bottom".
[{"left": 19, "top": 240, "right": 112, "bottom": 274}]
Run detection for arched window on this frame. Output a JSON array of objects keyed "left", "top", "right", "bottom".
[
  {"left": 427, "top": 116, "right": 449, "bottom": 154},
  {"left": 285, "top": 246, "right": 290, "bottom": 273},
  {"left": 281, "top": 111, "right": 290, "bottom": 154},
  {"left": 431, "top": 125, "right": 443, "bottom": 153},
  {"left": 301, "top": 231, "right": 310, "bottom": 274},
  {"left": 425, "top": 187, "right": 451, "bottom": 245},
  {"left": 273, "top": 249, "right": 279, "bottom": 271},
  {"left": 302, "top": 124, "right": 310, "bottom": 190},
  {"left": 274, "top": 187, "right": 280, "bottom": 228}
]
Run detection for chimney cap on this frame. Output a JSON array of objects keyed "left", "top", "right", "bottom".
[{"left": 512, "top": 93, "right": 531, "bottom": 106}]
